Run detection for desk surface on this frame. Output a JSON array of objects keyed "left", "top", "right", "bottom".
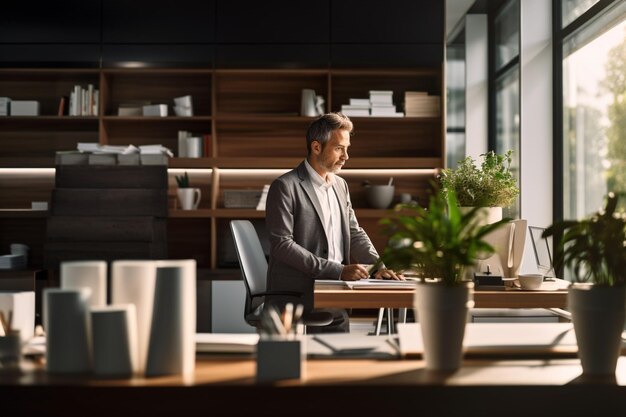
[
  {"left": 314, "top": 283, "right": 568, "bottom": 309},
  {"left": 1, "top": 356, "right": 625, "bottom": 416}
]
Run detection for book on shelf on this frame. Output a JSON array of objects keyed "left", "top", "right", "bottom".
[
  {"left": 68, "top": 84, "right": 99, "bottom": 116},
  {"left": 369, "top": 90, "right": 394, "bottom": 105},
  {"left": 57, "top": 96, "right": 67, "bottom": 116},
  {"left": 203, "top": 134, "right": 213, "bottom": 157},
  {"left": 349, "top": 98, "right": 371, "bottom": 106},
  {"left": 139, "top": 144, "right": 174, "bottom": 158},
  {"left": 341, "top": 109, "right": 370, "bottom": 117},
  {"left": 177, "top": 130, "right": 191, "bottom": 157},
  {"left": 341, "top": 104, "right": 371, "bottom": 111}
]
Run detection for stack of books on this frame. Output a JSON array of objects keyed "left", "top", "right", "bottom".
[
  {"left": 404, "top": 91, "right": 441, "bottom": 117},
  {"left": 369, "top": 90, "right": 404, "bottom": 117},
  {"left": 341, "top": 98, "right": 371, "bottom": 117},
  {"left": 67, "top": 84, "right": 99, "bottom": 116}
]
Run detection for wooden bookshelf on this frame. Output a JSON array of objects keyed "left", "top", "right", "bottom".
[{"left": 0, "top": 67, "right": 443, "bottom": 272}]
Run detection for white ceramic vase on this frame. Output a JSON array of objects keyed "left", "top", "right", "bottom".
[
  {"left": 413, "top": 281, "right": 474, "bottom": 371},
  {"left": 568, "top": 284, "right": 626, "bottom": 375}
]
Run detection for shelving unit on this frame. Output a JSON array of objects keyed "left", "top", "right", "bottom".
[{"left": 0, "top": 67, "right": 444, "bottom": 275}]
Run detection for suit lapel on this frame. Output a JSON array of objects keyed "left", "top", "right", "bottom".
[{"left": 297, "top": 163, "right": 325, "bottom": 227}]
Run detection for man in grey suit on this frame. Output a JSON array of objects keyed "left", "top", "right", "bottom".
[{"left": 265, "top": 112, "right": 401, "bottom": 332}]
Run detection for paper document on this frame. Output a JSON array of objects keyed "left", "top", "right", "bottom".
[
  {"left": 346, "top": 279, "right": 416, "bottom": 290},
  {"left": 397, "top": 323, "right": 588, "bottom": 357},
  {"left": 308, "top": 334, "right": 399, "bottom": 358},
  {"left": 196, "top": 333, "right": 259, "bottom": 353},
  {"left": 316, "top": 279, "right": 348, "bottom": 287}
]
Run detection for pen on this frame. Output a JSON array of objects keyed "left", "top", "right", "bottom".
[{"left": 283, "top": 303, "right": 294, "bottom": 335}]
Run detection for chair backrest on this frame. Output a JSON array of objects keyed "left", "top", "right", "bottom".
[{"left": 229, "top": 220, "right": 268, "bottom": 326}]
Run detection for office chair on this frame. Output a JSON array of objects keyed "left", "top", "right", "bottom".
[{"left": 229, "top": 220, "right": 333, "bottom": 331}]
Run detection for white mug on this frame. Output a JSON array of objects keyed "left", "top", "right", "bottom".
[{"left": 177, "top": 188, "right": 201, "bottom": 210}]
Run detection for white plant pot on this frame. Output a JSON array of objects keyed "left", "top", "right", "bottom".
[
  {"left": 413, "top": 281, "right": 474, "bottom": 371},
  {"left": 568, "top": 284, "right": 626, "bottom": 375},
  {"left": 460, "top": 206, "right": 502, "bottom": 226}
]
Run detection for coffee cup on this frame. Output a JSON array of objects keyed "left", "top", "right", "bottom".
[{"left": 518, "top": 274, "right": 543, "bottom": 290}]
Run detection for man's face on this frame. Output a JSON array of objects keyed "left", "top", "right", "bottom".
[{"left": 314, "top": 129, "right": 350, "bottom": 175}]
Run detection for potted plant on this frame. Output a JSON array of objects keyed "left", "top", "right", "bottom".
[
  {"left": 175, "top": 171, "right": 201, "bottom": 210},
  {"left": 376, "top": 190, "right": 509, "bottom": 371},
  {"left": 543, "top": 192, "right": 626, "bottom": 375},
  {"left": 439, "top": 150, "right": 519, "bottom": 223}
]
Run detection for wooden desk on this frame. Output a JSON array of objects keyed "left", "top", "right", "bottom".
[
  {"left": 314, "top": 283, "right": 568, "bottom": 309},
  {"left": 1, "top": 356, "right": 625, "bottom": 416}
]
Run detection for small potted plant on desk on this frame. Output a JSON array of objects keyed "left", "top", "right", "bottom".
[
  {"left": 543, "top": 192, "right": 626, "bottom": 375},
  {"left": 376, "top": 190, "right": 508, "bottom": 371},
  {"left": 439, "top": 150, "right": 519, "bottom": 224}
]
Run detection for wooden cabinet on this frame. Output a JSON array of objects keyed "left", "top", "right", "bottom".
[{"left": 0, "top": 67, "right": 443, "bottom": 276}]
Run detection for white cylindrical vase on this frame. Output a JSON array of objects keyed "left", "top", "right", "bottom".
[
  {"left": 111, "top": 260, "right": 157, "bottom": 375},
  {"left": 91, "top": 304, "right": 139, "bottom": 378},
  {"left": 61, "top": 260, "right": 107, "bottom": 308},
  {"left": 44, "top": 288, "right": 92, "bottom": 373},
  {"left": 146, "top": 260, "right": 196, "bottom": 377}
]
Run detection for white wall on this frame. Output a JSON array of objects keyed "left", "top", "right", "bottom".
[{"left": 519, "top": 0, "right": 553, "bottom": 274}]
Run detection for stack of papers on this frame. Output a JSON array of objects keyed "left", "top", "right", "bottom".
[
  {"left": 195, "top": 333, "right": 259, "bottom": 353},
  {"left": 139, "top": 144, "right": 174, "bottom": 157},
  {"left": 0, "top": 254, "right": 26, "bottom": 270}
]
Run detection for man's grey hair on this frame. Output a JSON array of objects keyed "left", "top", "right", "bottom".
[{"left": 306, "top": 112, "right": 353, "bottom": 154}]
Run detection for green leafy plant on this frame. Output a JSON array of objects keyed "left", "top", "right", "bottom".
[
  {"left": 440, "top": 150, "right": 519, "bottom": 207},
  {"left": 375, "top": 190, "right": 510, "bottom": 285},
  {"left": 543, "top": 192, "right": 626, "bottom": 286},
  {"left": 175, "top": 171, "right": 190, "bottom": 188}
]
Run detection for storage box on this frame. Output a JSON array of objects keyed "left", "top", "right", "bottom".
[
  {"left": 10, "top": 100, "right": 40, "bottom": 116},
  {"left": 142, "top": 104, "right": 168, "bottom": 117},
  {"left": 224, "top": 190, "right": 263, "bottom": 208}
]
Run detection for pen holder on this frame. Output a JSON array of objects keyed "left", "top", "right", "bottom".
[
  {"left": 0, "top": 331, "right": 22, "bottom": 367},
  {"left": 256, "top": 338, "right": 304, "bottom": 383}
]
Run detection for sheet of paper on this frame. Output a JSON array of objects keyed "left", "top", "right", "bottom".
[
  {"left": 195, "top": 333, "right": 259, "bottom": 353},
  {"left": 397, "top": 322, "right": 580, "bottom": 356}
]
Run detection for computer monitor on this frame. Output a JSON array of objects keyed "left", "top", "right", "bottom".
[{"left": 528, "top": 226, "right": 554, "bottom": 277}]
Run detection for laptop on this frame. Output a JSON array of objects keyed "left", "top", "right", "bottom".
[{"left": 528, "top": 226, "right": 555, "bottom": 278}]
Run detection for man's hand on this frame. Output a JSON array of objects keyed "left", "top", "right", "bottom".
[
  {"left": 373, "top": 268, "right": 404, "bottom": 280},
  {"left": 340, "top": 264, "right": 370, "bottom": 281}
]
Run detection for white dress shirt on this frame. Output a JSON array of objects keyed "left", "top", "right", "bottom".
[{"left": 304, "top": 160, "right": 344, "bottom": 264}]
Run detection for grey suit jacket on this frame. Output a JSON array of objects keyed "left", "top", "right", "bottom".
[{"left": 265, "top": 161, "right": 379, "bottom": 311}]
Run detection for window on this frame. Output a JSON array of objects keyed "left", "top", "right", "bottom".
[
  {"left": 492, "top": 0, "right": 520, "bottom": 217},
  {"left": 446, "top": 38, "right": 466, "bottom": 169},
  {"left": 561, "top": 1, "right": 626, "bottom": 219},
  {"left": 562, "top": 0, "right": 601, "bottom": 27}
]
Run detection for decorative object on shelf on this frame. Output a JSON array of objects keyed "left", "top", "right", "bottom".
[
  {"left": 10, "top": 100, "right": 39, "bottom": 116},
  {"left": 440, "top": 150, "right": 520, "bottom": 224},
  {"left": 363, "top": 178, "right": 395, "bottom": 209},
  {"left": 0, "top": 291, "right": 35, "bottom": 342},
  {"left": 224, "top": 189, "right": 263, "bottom": 208},
  {"left": 173, "top": 95, "right": 193, "bottom": 117},
  {"left": 543, "top": 192, "right": 626, "bottom": 375},
  {"left": 0, "top": 328, "right": 21, "bottom": 367},
  {"left": 376, "top": 190, "right": 508, "bottom": 371},
  {"left": 176, "top": 171, "right": 201, "bottom": 210},
  {"left": 0, "top": 97, "right": 9, "bottom": 116},
  {"left": 301, "top": 89, "right": 317, "bottom": 117}
]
